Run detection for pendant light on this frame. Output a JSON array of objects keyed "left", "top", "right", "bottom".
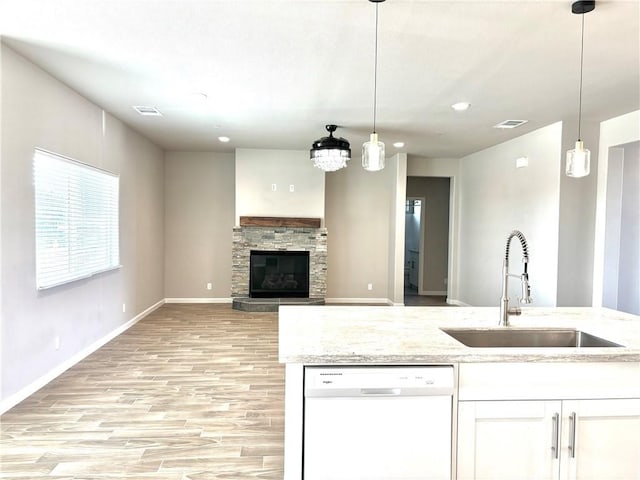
[
  {"left": 362, "top": 0, "right": 386, "bottom": 172},
  {"left": 566, "top": 0, "right": 595, "bottom": 178},
  {"left": 310, "top": 124, "right": 351, "bottom": 172}
]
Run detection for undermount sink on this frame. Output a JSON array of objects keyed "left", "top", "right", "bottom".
[{"left": 441, "top": 328, "right": 623, "bottom": 348}]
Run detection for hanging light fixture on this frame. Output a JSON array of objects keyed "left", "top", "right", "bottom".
[
  {"left": 566, "top": 0, "right": 595, "bottom": 178},
  {"left": 310, "top": 124, "right": 351, "bottom": 172},
  {"left": 362, "top": 0, "right": 386, "bottom": 172}
]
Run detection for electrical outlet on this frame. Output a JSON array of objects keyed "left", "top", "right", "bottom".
[
  {"left": 271, "top": 183, "right": 277, "bottom": 192},
  {"left": 367, "top": 283, "right": 373, "bottom": 291},
  {"left": 54, "top": 335, "right": 60, "bottom": 350},
  {"left": 207, "top": 282, "right": 212, "bottom": 290},
  {"left": 289, "top": 184, "right": 295, "bottom": 192},
  {"left": 122, "top": 303, "right": 126, "bottom": 313}
]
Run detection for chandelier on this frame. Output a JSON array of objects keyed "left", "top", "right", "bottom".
[{"left": 310, "top": 124, "right": 351, "bottom": 172}]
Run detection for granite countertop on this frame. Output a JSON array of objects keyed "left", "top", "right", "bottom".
[{"left": 278, "top": 306, "right": 640, "bottom": 364}]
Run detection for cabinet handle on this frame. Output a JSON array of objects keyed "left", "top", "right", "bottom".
[
  {"left": 551, "top": 412, "right": 560, "bottom": 459},
  {"left": 568, "top": 412, "right": 577, "bottom": 458}
]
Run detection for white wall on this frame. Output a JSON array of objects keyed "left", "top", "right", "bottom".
[
  {"left": 593, "top": 110, "right": 640, "bottom": 309},
  {"left": 325, "top": 157, "right": 394, "bottom": 302},
  {"left": 599, "top": 137, "right": 639, "bottom": 315},
  {"left": 556, "top": 119, "right": 600, "bottom": 306},
  {"left": 615, "top": 141, "right": 639, "bottom": 314},
  {"left": 386, "top": 153, "right": 407, "bottom": 305},
  {"left": 164, "top": 152, "right": 235, "bottom": 300},
  {"left": 0, "top": 43, "right": 165, "bottom": 409},
  {"left": 235, "top": 148, "right": 325, "bottom": 224},
  {"left": 457, "top": 122, "right": 562, "bottom": 307}
]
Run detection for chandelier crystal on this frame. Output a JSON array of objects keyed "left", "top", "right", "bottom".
[{"left": 310, "top": 125, "right": 351, "bottom": 172}]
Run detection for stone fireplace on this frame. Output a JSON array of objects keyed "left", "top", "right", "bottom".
[{"left": 231, "top": 217, "right": 327, "bottom": 310}]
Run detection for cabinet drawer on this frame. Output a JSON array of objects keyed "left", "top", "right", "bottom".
[{"left": 458, "top": 362, "right": 640, "bottom": 400}]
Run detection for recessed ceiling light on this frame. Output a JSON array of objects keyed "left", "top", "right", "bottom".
[
  {"left": 132, "top": 106, "right": 162, "bottom": 116},
  {"left": 451, "top": 102, "right": 470, "bottom": 111},
  {"left": 393, "top": 142, "right": 405, "bottom": 148},
  {"left": 493, "top": 119, "right": 528, "bottom": 129},
  {"left": 218, "top": 136, "right": 230, "bottom": 143}
]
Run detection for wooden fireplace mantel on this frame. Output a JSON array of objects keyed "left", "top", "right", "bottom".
[{"left": 239, "top": 216, "right": 321, "bottom": 228}]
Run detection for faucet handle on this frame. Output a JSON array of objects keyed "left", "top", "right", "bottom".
[{"left": 520, "top": 274, "right": 533, "bottom": 304}]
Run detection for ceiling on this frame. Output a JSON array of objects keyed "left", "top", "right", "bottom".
[{"left": 1, "top": 0, "right": 639, "bottom": 159}]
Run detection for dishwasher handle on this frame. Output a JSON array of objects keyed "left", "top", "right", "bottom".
[
  {"left": 305, "top": 386, "right": 454, "bottom": 397},
  {"left": 360, "top": 388, "right": 401, "bottom": 396}
]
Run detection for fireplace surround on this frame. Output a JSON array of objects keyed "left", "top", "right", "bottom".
[{"left": 231, "top": 217, "right": 327, "bottom": 309}]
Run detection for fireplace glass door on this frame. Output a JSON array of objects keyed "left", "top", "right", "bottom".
[{"left": 249, "top": 250, "right": 310, "bottom": 298}]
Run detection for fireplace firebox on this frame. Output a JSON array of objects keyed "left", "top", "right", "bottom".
[{"left": 249, "top": 250, "right": 310, "bottom": 298}]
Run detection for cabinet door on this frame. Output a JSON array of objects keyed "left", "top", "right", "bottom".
[
  {"left": 457, "top": 400, "right": 561, "bottom": 480},
  {"left": 560, "top": 398, "right": 640, "bottom": 480}
]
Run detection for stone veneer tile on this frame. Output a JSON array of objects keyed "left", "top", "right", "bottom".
[{"left": 231, "top": 227, "right": 327, "bottom": 298}]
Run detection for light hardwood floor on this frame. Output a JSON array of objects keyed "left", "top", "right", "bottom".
[{"left": 1, "top": 304, "right": 284, "bottom": 479}]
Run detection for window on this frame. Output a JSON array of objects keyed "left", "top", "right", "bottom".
[{"left": 34, "top": 149, "right": 120, "bottom": 290}]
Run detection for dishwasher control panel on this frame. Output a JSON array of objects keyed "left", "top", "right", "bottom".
[{"left": 305, "top": 365, "right": 454, "bottom": 397}]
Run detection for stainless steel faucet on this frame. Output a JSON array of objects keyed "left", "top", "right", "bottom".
[{"left": 500, "top": 230, "right": 532, "bottom": 326}]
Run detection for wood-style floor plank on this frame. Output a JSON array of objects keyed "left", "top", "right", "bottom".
[{"left": 1, "top": 304, "right": 285, "bottom": 479}]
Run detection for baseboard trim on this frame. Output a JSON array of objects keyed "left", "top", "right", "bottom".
[
  {"left": 164, "top": 297, "right": 233, "bottom": 304},
  {"left": 325, "top": 298, "right": 391, "bottom": 305},
  {"left": 419, "top": 290, "right": 448, "bottom": 296},
  {"left": 447, "top": 298, "right": 470, "bottom": 306},
  {"left": 0, "top": 298, "right": 165, "bottom": 415}
]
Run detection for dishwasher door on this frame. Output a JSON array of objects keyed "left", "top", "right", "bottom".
[{"left": 304, "top": 366, "right": 454, "bottom": 480}]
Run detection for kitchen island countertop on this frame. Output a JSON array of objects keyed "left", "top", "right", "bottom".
[{"left": 278, "top": 306, "right": 640, "bottom": 364}]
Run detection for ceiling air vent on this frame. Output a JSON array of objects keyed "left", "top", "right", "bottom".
[
  {"left": 132, "top": 106, "right": 162, "bottom": 116},
  {"left": 493, "top": 119, "right": 528, "bottom": 129}
]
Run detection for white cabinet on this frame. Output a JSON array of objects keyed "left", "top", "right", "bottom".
[
  {"left": 456, "top": 363, "right": 640, "bottom": 480},
  {"left": 559, "top": 399, "right": 640, "bottom": 480},
  {"left": 457, "top": 400, "right": 560, "bottom": 480},
  {"left": 457, "top": 398, "right": 640, "bottom": 480}
]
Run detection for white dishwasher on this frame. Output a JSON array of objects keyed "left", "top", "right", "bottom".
[{"left": 304, "top": 365, "right": 454, "bottom": 480}]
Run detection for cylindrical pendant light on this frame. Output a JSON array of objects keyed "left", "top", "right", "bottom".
[
  {"left": 362, "top": 0, "right": 386, "bottom": 172},
  {"left": 566, "top": 0, "right": 595, "bottom": 178}
]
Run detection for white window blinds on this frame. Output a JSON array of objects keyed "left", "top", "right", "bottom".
[{"left": 34, "top": 149, "right": 120, "bottom": 290}]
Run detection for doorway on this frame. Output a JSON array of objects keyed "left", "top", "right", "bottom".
[
  {"left": 602, "top": 141, "right": 639, "bottom": 314},
  {"left": 405, "top": 177, "right": 451, "bottom": 306},
  {"left": 404, "top": 197, "right": 424, "bottom": 296}
]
